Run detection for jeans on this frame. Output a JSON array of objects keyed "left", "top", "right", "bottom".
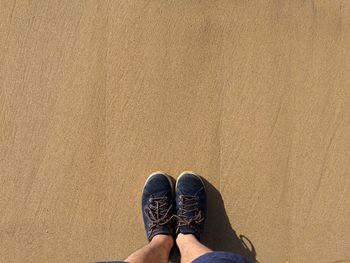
[{"left": 97, "top": 251, "right": 251, "bottom": 263}]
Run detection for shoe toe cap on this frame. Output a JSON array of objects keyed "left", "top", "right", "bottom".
[
  {"left": 177, "top": 173, "right": 205, "bottom": 195},
  {"left": 143, "top": 173, "right": 173, "bottom": 199}
]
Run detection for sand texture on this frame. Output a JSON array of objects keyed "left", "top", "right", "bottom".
[{"left": 1, "top": 1, "right": 350, "bottom": 262}]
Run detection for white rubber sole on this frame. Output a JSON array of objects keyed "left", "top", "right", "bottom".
[{"left": 144, "top": 171, "right": 174, "bottom": 196}]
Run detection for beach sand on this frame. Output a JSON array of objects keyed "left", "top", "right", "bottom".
[{"left": 1, "top": 1, "right": 350, "bottom": 262}]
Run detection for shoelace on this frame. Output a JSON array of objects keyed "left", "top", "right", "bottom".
[
  {"left": 175, "top": 195, "right": 204, "bottom": 232},
  {"left": 144, "top": 197, "right": 173, "bottom": 236}
]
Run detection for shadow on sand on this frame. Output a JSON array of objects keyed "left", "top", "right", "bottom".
[{"left": 170, "top": 178, "right": 258, "bottom": 263}]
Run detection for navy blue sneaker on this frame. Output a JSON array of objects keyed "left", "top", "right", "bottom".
[
  {"left": 142, "top": 172, "right": 175, "bottom": 241},
  {"left": 175, "top": 171, "right": 207, "bottom": 239}
]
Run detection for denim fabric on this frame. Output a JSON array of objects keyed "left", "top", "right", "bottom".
[
  {"left": 192, "top": 251, "right": 251, "bottom": 263},
  {"left": 96, "top": 251, "right": 251, "bottom": 263}
]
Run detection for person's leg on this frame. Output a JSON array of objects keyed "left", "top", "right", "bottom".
[
  {"left": 174, "top": 172, "right": 250, "bottom": 263},
  {"left": 124, "top": 234, "right": 173, "bottom": 263},
  {"left": 174, "top": 172, "right": 209, "bottom": 263},
  {"left": 176, "top": 233, "right": 250, "bottom": 263},
  {"left": 123, "top": 172, "right": 175, "bottom": 263},
  {"left": 176, "top": 233, "right": 211, "bottom": 263}
]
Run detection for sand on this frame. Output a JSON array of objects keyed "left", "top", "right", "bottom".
[{"left": 1, "top": 1, "right": 350, "bottom": 262}]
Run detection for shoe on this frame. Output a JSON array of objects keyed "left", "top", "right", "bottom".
[
  {"left": 175, "top": 171, "right": 207, "bottom": 239},
  {"left": 142, "top": 171, "right": 175, "bottom": 241}
]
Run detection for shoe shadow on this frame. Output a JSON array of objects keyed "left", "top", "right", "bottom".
[
  {"left": 170, "top": 178, "right": 258, "bottom": 263},
  {"left": 201, "top": 178, "right": 258, "bottom": 263}
]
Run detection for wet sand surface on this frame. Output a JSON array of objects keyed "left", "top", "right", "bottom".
[{"left": 1, "top": 1, "right": 350, "bottom": 262}]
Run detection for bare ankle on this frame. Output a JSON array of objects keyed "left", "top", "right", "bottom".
[
  {"left": 151, "top": 234, "right": 174, "bottom": 250},
  {"left": 176, "top": 233, "right": 197, "bottom": 247},
  {"left": 125, "top": 235, "right": 173, "bottom": 263},
  {"left": 176, "top": 233, "right": 212, "bottom": 263}
]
